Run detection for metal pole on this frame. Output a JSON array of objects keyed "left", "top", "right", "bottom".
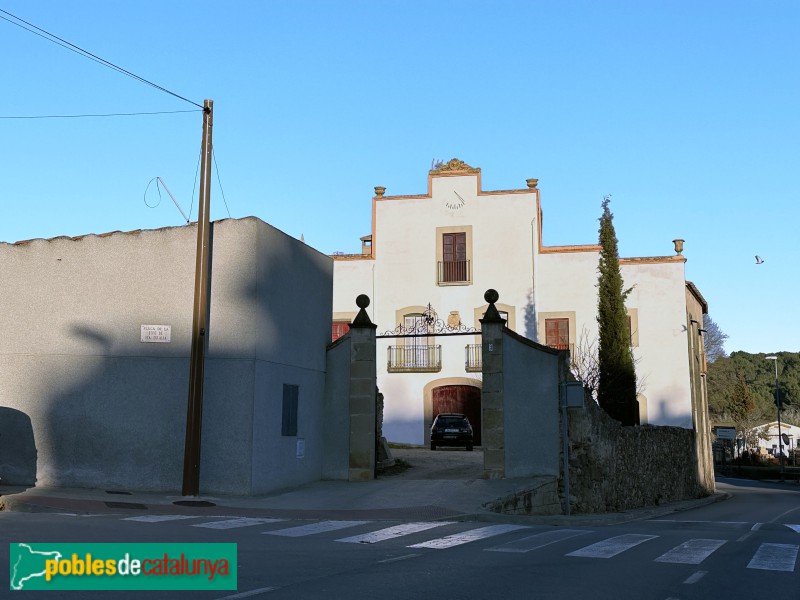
[
  {"left": 775, "top": 360, "right": 784, "bottom": 480},
  {"left": 182, "top": 99, "right": 214, "bottom": 496},
  {"left": 560, "top": 384, "right": 570, "bottom": 516}
]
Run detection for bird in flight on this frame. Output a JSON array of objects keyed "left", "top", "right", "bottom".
[{"left": 755, "top": 255, "right": 764, "bottom": 264}]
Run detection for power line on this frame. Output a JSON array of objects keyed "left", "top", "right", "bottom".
[
  {"left": 0, "top": 109, "right": 202, "bottom": 120},
  {"left": 212, "top": 148, "right": 232, "bottom": 219},
  {"left": 0, "top": 8, "right": 203, "bottom": 109}
]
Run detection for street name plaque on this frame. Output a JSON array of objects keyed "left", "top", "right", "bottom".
[{"left": 141, "top": 325, "right": 171, "bottom": 343}]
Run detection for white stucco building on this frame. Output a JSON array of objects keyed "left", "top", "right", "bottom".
[{"left": 332, "top": 159, "right": 709, "bottom": 446}]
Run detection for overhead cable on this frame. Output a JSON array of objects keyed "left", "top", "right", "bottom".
[
  {"left": 0, "top": 109, "right": 202, "bottom": 119},
  {"left": 0, "top": 8, "right": 203, "bottom": 109}
]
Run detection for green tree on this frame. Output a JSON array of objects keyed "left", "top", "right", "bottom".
[
  {"left": 596, "top": 196, "right": 638, "bottom": 425},
  {"left": 708, "top": 351, "right": 799, "bottom": 422},
  {"left": 729, "top": 372, "right": 772, "bottom": 450}
]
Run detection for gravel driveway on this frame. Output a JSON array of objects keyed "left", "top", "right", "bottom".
[{"left": 385, "top": 447, "right": 483, "bottom": 480}]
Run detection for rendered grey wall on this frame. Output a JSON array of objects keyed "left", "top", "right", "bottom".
[
  {"left": 322, "top": 336, "right": 351, "bottom": 480},
  {"left": 248, "top": 219, "right": 332, "bottom": 494},
  {"left": 0, "top": 217, "right": 333, "bottom": 495},
  {"left": 502, "top": 330, "right": 560, "bottom": 478}
]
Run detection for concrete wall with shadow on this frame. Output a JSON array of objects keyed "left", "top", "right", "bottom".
[{"left": 0, "top": 218, "right": 333, "bottom": 495}]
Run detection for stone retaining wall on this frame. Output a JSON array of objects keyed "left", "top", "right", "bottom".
[{"left": 567, "top": 396, "right": 714, "bottom": 513}]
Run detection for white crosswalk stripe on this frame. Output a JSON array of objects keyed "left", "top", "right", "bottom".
[
  {"left": 408, "top": 524, "right": 530, "bottom": 549},
  {"left": 487, "top": 528, "right": 590, "bottom": 553},
  {"left": 747, "top": 543, "right": 799, "bottom": 572},
  {"left": 654, "top": 539, "right": 726, "bottom": 564},
  {"left": 336, "top": 521, "right": 455, "bottom": 544},
  {"left": 122, "top": 515, "right": 200, "bottom": 523},
  {"left": 264, "top": 520, "right": 369, "bottom": 538},
  {"left": 193, "top": 517, "right": 285, "bottom": 530},
  {"left": 785, "top": 524, "right": 800, "bottom": 534},
  {"left": 566, "top": 534, "right": 658, "bottom": 558}
]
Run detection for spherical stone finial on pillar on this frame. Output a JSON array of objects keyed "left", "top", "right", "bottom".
[
  {"left": 374, "top": 186, "right": 386, "bottom": 198},
  {"left": 481, "top": 289, "right": 503, "bottom": 324},
  {"left": 351, "top": 294, "right": 375, "bottom": 328}
]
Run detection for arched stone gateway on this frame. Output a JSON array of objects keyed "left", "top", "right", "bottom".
[{"left": 425, "top": 382, "right": 481, "bottom": 446}]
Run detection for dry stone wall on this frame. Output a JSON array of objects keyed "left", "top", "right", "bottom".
[{"left": 567, "top": 396, "right": 713, "bottom": 513}]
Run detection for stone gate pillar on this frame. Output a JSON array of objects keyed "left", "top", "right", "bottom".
[
  {"left": 480, "top": 289, "right": 506, "bottom": 479},
  {"left": 348, "top": 294, "right": 377, "bottom": 481}
]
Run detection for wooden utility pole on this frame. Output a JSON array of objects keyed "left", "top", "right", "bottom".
[{"left": 182, "top": 99, "right": 214, "bottom": 496}]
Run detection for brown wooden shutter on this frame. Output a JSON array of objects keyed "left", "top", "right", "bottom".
[{"left": 545, "top": 318, "right": 569, "bottom": 349}]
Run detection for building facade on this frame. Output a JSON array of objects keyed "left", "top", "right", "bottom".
[
  {"left": 0, "top": 218, "right": 335, "bottom": 495},
  {"left": 332, "top": 159, "right": 709, "bottom": 446}
]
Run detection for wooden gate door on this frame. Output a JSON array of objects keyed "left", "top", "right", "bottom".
[{"left": 432, "top": 385, "right": 481, "bottom": 445}]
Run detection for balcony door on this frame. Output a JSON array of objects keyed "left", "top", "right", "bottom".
[
  {"left": 442, "top": 232, "right": 467, "bottom": 282},
  {"left": 404, "top": 315, "right": 431, "bottom": 368}
]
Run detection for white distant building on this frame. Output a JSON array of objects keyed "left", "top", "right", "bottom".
[
  {"left": 751, "top": 421, "right": 800, "bottom": 456},
  {"left": 332, "top": 159, "right": 709, "bottom": 446}
]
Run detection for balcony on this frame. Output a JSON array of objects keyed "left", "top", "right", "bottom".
[
  {"left": 437, "top": 260, "right": 470, "bottom": 284},
  {"left": 387, "top": 345, "right": 442, "bottom": 373},
  {"left": 465, "top": 344, "right": 481, "bottom": 372},
  {"left": 546, "top": 343, "right": 575, "bottom": 357}
]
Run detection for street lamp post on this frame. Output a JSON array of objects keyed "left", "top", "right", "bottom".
[{"left": 765, "top": 355, "right": 784, "bottom": 479}]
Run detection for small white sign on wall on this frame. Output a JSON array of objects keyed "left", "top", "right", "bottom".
[
  {"left": 296, "top": 438, "right": 305, "bottom": 459},
  {"left": 141, "top": 325, "right": 171, "bottom": 343}
]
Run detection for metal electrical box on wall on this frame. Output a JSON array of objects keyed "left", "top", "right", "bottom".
[{"left": 561, "top": 381, "right": 585, "bottom": 409}]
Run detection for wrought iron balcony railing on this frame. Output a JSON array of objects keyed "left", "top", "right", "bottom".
[
  {"left": 465, "top": 344, "right": 481, "bottom": 372},
  {"left": 546, "top": 343, "right": 575, "bottom": 357},
  {"left": 387, "top": 345, "right": 442, "bottom": 373},
  {"left": 437, "top": 259, "right": 470, "bottom": 284}
]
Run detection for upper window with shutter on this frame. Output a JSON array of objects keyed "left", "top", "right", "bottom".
[
  {"left": 545, "top": 318, "right": 570, "bottom": 350},
  {"left": 436, "top": 226, "right": 473, "bottom": 285}
]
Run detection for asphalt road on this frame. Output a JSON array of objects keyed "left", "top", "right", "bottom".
[{"left": 1, "top": 476, "right": 797, "bottom": 599}]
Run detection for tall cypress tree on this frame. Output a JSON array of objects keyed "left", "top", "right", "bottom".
[{"left": 596, "top": 196, "right": 639, "bottom": 425}]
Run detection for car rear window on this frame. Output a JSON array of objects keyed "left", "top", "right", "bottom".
[{"left": 435, "top": 416, "right": 469, "bottom": 427}]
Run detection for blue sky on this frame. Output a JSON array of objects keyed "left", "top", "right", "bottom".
[{"left": 2, "top": 1, "right": 797, "bottom": 354}]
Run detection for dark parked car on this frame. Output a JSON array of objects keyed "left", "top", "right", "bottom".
[{"left": 430, "top": 413, "right": 473, "bottom": 451}]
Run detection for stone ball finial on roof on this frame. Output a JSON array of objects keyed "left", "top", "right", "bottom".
[
  {"left": 484, "top": 289, "right": 499, "bottom": 304},
  {"left": 356, "top": 294, "right": 370, "bottom": 309}
]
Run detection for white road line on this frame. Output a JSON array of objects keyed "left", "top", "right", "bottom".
[
  {"left": 408, "top": 524, "right": 529, "bottom": 549},
  {"left": 683, "top": 570, "right": 707, "bottom": 584},
  {"left": 123, "top": 515, "right": 200, "bottom": 523},
  {"left": 652, "top": 520, "right": 748, "bottom": 526},
  {"left": 336, "top": 522, "right": 454, "bottom": 544},
  {"left": 786, "top": 524, "right": 800, "bottom": 534},
  {"left": 377, "top": 554, "right": 420, "bottom": 564},
  {"left": 486, "top": 528, "right": 590, "bottom": 553},
  {"left": 566, "top": 534, "right": 658, "bottom": 558},
  {"left": 193, "top": 517, "right": 285, "bottom": 530},
  {"left": 655, "top": 539, "right": 726, "bottom": 564},
  {"left": 215, "top": 586, "right": 277, "bottom": 599},
  {"left": 264, "top": 520, "right": 369, "bottom": 538},
  {"left": 747, "top": 543, "right": 799, "bottom": 572}
]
